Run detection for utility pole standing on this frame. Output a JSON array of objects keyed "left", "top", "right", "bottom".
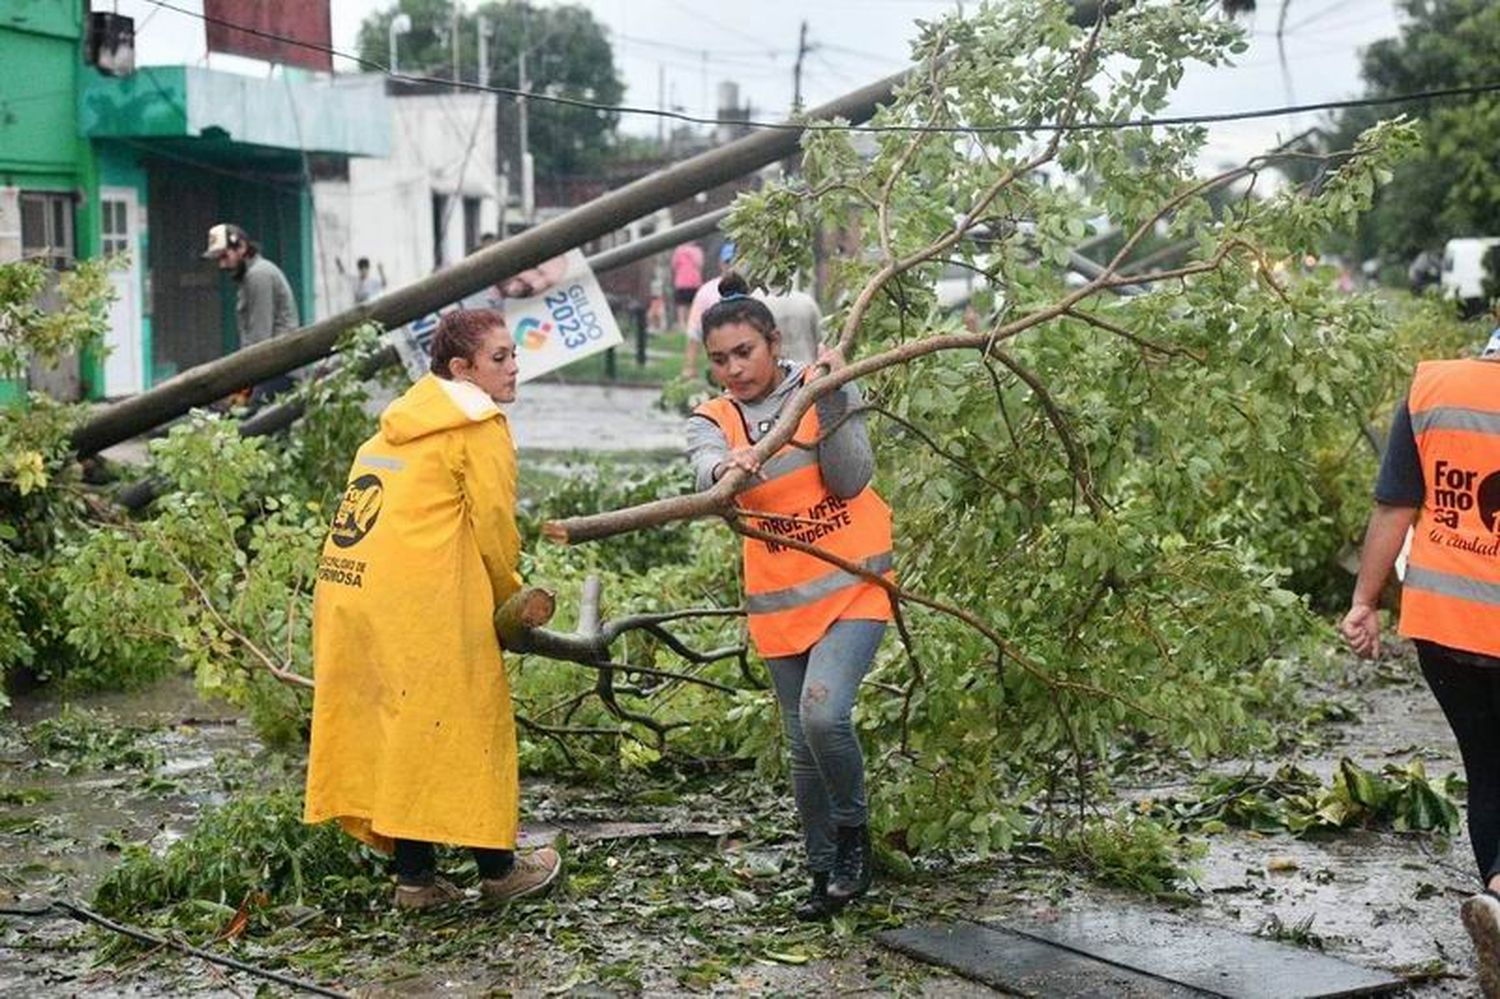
[
  {"left": 657, "top": 63, "right": 666, "bottom": 151},
  {"left": 476, "top": 17, "right": 490, "bottom": 86},
  {"left": 450, "top": 1, "right": 461, "bottom": 91},
  {"left": 792, "top": 20, "right": 811, "bottom": 111},
  {"left": 518, "top": 6, "right": 533, "bottom": 225}
]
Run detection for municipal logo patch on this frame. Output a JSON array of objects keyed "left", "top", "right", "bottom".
[{"left": 330, "top": 473, "right": 384, "bottom": 549}]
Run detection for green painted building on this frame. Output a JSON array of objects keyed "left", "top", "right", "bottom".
[{"left": 0, "top": 0, "right": 388, "bottom": 401}]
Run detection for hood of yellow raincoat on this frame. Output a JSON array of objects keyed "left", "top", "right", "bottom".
[{"left": 379, "top": 373, "right": 503, "bottom": 444}]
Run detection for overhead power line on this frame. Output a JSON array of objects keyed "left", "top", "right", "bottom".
[
  {"left": 610, "top": 30, "right": 790, "bottom": 62},
  {"left": 143, "top": 0, "right": 1500, "bottom": 135}
]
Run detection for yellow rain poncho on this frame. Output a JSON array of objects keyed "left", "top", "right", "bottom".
[{"left": 304, "top": 373, "right": 523, "bottom": 853}]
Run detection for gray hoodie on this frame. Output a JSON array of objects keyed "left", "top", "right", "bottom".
[{"left": 685, "top": 360, "right": 874, "bottom": 498}]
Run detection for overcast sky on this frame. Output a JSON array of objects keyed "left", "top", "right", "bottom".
[{"left": 116, "top": 0, "right": 1407, "bottom": 171}]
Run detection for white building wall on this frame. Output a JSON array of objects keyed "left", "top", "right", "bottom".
[{"left": 313, "top": 87, "right": 501, "bottom": 320}]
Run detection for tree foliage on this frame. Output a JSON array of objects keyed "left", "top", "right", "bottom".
[
  {"left": 1313, "top": 0, "right": 1500, "bottom": 260},
  {"left": 547, "top": 0, "right": 1470, "bottom": 854},
  {"left": 0, "top": 259, "right": 114, "bottom": 707},
  {"left": 355, "top": 0, "right": 625, "bottom": 176},
  {"left": 4, "top": 0, "right": 1481, "bottom": 880}
]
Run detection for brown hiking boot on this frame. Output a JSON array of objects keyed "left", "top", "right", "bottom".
[
  {"left": 1462, "top": 891, "right": 1500, "bottom": 998},
  {"left": 479, "top": 847, "right": 562, "bottom": 903},
  {"left": 393, "top": 876, "right": 464, "bottom": 911}
]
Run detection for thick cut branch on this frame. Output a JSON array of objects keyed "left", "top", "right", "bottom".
[
  {"left": 494, "top": 576, "right": 749, "bottom": 745},
  {"left": 493, "top": 588, "right": 559, "bottom": 649}
]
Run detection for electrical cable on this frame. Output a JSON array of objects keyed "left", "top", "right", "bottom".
[
  {"left": 819, "top": 41, "right": 909, "bottom": 67},
  {"left": 140, "top": 0, "right": 1500, "bottom": 138},
  {"left": 610, "top": 30, "right": 790, "bottom": 63},
  {"left": 814, "top": 51, "right": 866, "bottom": 90},
  {"left": 659, "top": 0, "right": 779, "bottom": 50}
]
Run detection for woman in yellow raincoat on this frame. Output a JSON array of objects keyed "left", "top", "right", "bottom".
[{"left": 304, "top": 309, "right": 561, "bottom": 909}]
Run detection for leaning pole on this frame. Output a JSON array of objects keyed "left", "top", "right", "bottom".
[
  {"left": 114, "top": 208, "right": 732, "bottom": 510},
  {"left": 238, "top": 207, "right": 731, "bottom": 441},
  {"left": 70, "top": 71, "right": 910, "bottom": 457}
]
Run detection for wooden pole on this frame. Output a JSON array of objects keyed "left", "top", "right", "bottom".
[
  {"left": 71, "top": 72, "right": 908, "bottom": 457},
  {"left": 115, "top": 208, "right": 733, "bottom": 510}
]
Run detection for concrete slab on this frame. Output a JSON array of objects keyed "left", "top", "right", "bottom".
[
  {"left": 1004, "top": 911, "right": 1404, "bottom": 998},
  {"left": 877, "top": 921, "right": 1209, "bottom": 997}
]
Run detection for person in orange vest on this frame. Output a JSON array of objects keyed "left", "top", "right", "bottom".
[
  {"left": 686, "top": 272, "right": 893, "bottom": 920},
  {"left": 1341, "top": 331, "right": 1500, "bottom": 995}
]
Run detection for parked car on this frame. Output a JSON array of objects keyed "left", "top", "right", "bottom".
[{"left": 1440, "top": 237, "right": 1500, "bottom": 316}]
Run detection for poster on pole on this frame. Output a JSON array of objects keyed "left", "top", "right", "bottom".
[{"left": 389, "top": 250, "right": 622, "bottom": 385}]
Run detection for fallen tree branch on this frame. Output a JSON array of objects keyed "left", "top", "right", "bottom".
[
  {"left": 1062, "top": 305, "right": 1206, "bottom": 362},
  {"left": 27, "top": 899, "right": 349, "bottom": 998},
  {"left": 725, "top": 516, "right": 1160, "bottom": 720},
  {"left": 493, "top": 577, "right": 750, "bottom": 744},
  {"left": 986, "top": 346, "right": 1103, "bottom": 516}
]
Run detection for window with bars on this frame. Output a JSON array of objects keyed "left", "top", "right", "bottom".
[
  {"left": 19, "top": 191, "right": 75, "bottom": 268},
  {"left": 100, "top": 197, "right": 131, "bottom": 258}
]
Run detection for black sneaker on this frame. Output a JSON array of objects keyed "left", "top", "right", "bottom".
[
  {"left": 794, "top": 870, "right": 844, "bottom": 922},
  {"left": 827, "top": 825, "right": 872, "bottom": 902}
]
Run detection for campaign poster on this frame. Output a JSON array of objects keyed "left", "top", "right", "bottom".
[
  {"left": 506, "top": 250, "right": 624, "bottom": 383},
  {"left": 389, "top": 250, "right": 622, "bottom": 385}
]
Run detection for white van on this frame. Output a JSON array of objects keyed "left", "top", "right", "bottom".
[{"left": 1440, "top": 237, "right": 1500, "bottom": 312}]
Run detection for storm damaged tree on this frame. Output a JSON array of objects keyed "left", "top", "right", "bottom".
[
  {"left": 25, "top": 0, "right": 1445, "bottom": 865},
  {"left": 534, "top": 0, "right": 1431, "bottom": 851}
]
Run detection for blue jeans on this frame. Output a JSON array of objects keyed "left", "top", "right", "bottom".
[{"left": 766, "top": 619, "right": 886, "bottom": 873}]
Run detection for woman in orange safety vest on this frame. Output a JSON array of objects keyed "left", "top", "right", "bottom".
[
  {"left": 686, "top": 272, "right": 894, "bottom": 921},
  {"left": 1342, "top": 331, "right": 1500, "bottom": 995}
]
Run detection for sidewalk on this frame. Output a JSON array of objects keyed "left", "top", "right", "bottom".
[
  {"left": 505, "top": 381, "right": 683, "bottom": 453},
  {"left": 97, "top": 380, "right": 685, "bottom": 469}
]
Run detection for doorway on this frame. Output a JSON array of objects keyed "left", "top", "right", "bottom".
[{"left": 99, "top": 186, "right": 144, "bottom": 396}]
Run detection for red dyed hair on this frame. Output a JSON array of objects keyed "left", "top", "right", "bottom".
[{"left": 429, "top": 309, "right": 505, "bottom": 378}]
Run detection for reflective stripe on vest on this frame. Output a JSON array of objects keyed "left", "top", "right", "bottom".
[
  {"left": 694, "top": 382, "right": 894, "bottom": 658},
  {"left": 1404, "top": 564, "right": 1500, "bottom": 609},
  {"left": 756, "top": 445, "right": 819, "bottom": 484},
  {"left": 1409, "top": 407, "right": 1500, "bottom": 436},
  {"left": 746, "top": 551, "right": 894, "bottom": 614},
  {"left": 1398, "top": 358, "right": 1500, "bottom": 659}
]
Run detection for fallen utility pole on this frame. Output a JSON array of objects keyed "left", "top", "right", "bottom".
[
  {"left": 246, "top": 206, "right": 730, "bottom": 442},
  {"left": 116, "top": 208, "right": 731, "bottom": 510},
  {"left": 71, "top": 72, "right": 910, "bottom": 457}
]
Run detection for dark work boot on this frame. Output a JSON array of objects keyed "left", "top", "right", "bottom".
[
  {"left": 794, "top": 870, "right": 844, "bottom": 922},
  {"left": 827, "top": 825, "right": 872, "bottom": 902}
]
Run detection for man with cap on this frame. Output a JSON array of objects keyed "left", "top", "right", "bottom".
[{"left": 203, "top": 223, "right": 299, "bottom": 401}]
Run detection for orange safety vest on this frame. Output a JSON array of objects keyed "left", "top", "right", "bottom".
[
  {"left": 695, "top": 379, "right": 894, "bottom": 658},
  {"left": 1398, "top": 358, "right": 1500, "bottom": 658}
]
